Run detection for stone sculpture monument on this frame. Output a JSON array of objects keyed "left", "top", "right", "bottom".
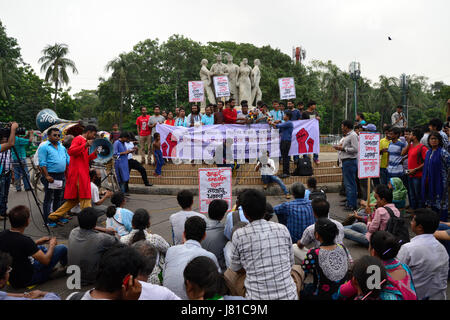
[
  {"left": 251, "top": 59, "right": 262, "bottom": 106},
  {"left": 236, "top": 58, "right": 252, "bottom": 105},
  {"left": 225, "top": 54, "right": 240, "bottom": 103},
  {"left": 199, "top": 59, "right": 216, "bottom": 108}
]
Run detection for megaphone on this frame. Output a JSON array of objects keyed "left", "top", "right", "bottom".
[
  {"left": 90, "top": 138, "right": 114, "bottom": 164},
  {"left": 36, "top": 109, "right": 74, "bottom": 132}
]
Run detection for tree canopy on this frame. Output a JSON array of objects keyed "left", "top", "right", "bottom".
[{"left": 0, "top": 20, "right": 448, "bottom": 134}]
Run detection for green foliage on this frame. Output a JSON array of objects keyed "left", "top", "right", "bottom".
[{"left": 362, "top": 112, "right": 380, "bottom": 125}]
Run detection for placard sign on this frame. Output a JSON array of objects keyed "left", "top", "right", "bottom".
[
  {"left": 188, "top": 81, "right": 204, "bottom": 102},
  {"left": 279, "top": 77, "right": 296, "bottom": 100},
  {"left": 213, "top": 76, "right": 230, "bottom": 98},
  {"left": 358, "top": 132, "right": 380, "bottom": 179},
  {"left": 198, "top": 168, "right": 232, "bottom": 214}
]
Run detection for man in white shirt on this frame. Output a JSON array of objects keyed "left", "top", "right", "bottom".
[
  {"left": 397, "top": 209, "right": 449, "bottom": 300},
  {"left": 131, "top": 240, "right": 180, "bottom": 300},
  {"left": 124, "top": 133, "right": 152, "bottom": 189},
  {"left": 163, "top": 216, "right": 220, "bottom": 300},
  {"left": 89, "top": 169, "right": 112, "bottom": 217},
  {"left": 255, "top": 151, "right": 290, "bottom": 199},
  {"left": 169, "top": 190, "right": 207, "bottom": 245},
  {"left": 391, "top": 105, "right": 407, "bottom": 128}
]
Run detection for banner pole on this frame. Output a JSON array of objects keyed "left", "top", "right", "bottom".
[{"left": 366, "top": 177, "right": 371, "bottom": 213}]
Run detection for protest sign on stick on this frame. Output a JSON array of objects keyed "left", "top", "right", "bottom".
[
  {"left": 198, "top": 168, "right": 232, "bottom": 213},
  {"left": 188, "top": 81, "right": 204, "bottom": 102},
  {"left": 358, "top": 132, "right": 380, "bottom": 208},
  {"left": 278, "top": 77, "right": 296, "bottom": 100},
  {"left": 213, "top": 76, "right": 230, "bottom": 98}
]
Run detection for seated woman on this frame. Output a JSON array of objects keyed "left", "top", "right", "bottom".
[
  {"left": 301, "top": 218, "right": 351, "bottom": 300},
  {"left": 335, "top": 256, "right": 401, "bottom": 300},
  {"left": 344, "top": 185, "right": 400, "bottom": 247},
  {"left": 183, "top": 256, "right": 245, "bottom": 300},
  {"left": 369, "top": 231, "right": 417, "bottom": 299},
  {"left": 120, "top": 209, "right": 170, "bottom": 285},
  {"left": 105, "top": 191, "right": 134, "bottom": 238},
  {"left": 388, "top": 177, "right": 407, "bottom": 210}
]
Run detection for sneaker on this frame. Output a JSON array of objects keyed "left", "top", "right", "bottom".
[
  {"left": 47, "top": 222, "right": 57, "bottom": 228},
  {"left": 59, "top": 218, "right": 69, "bottom": 224},
  {"left": 144, "top": 183, "right": 153, "bottom": 187}
]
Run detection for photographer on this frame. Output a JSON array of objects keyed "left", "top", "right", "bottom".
[
  {"left": 11, "top": 129, "right": 33, "bottom": 192},
  {"left": 0, "top": 122, "right": 18, "bottom": 220}
]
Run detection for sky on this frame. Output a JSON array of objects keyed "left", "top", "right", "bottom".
[{"left": 1, "top": 0, "right": 449, "bottom": 95}]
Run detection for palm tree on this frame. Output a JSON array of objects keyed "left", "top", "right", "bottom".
[
  {"left": 374, "top": 75, "right": 400, "bottom": 126},
  {"left": 105, "top": 53, "right": 138, "bottom": 129},
  {"left": 38, "top": 43, "right": 78, "bottom": 109}
]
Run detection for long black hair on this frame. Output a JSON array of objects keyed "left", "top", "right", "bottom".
[
  {"left": 106, "top": 191, "right": 125, "bottom": 218},
  {"left": 370, "top": 230, "right": 403, "bottom": 260},
  {"left": 315, "top": 218, "right": 338, "bottom": 246},
  {"left": 130, "top": 209, "right": 150, "bottom": 245}
]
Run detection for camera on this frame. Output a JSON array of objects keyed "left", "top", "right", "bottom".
[{"left": 0, "top": 122, "right": 27, "bottom": 138}]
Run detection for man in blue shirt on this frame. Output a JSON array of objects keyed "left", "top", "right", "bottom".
[
  {"left": 274, "top": 182, "right": 315, "bottom": 243},
  {"left": 387, "top": 127, "right": 407, "bottom": 179},
  {"left": 11, "top": 131, "right": 33, "bottom": 192},
  {"left": 38, "top": 128, "right": 70, "bottom": 227},
  {"left": 271, "top": 111, "right": 293, "bottom": 178},
  {"left": 270, "top": 100, "right": 284, "bottom": 123}
]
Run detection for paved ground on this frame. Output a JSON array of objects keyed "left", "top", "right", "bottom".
[{"left": 2, "top": 188, "right": 449, "bottom": 299}]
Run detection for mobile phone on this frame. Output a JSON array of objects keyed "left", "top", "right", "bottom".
[{"left": 123, "top": 274, "right": 131, "bottom": 289}]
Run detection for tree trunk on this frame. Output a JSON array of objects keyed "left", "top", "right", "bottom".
[
  {"left": 120, "top": 90, "right": 123, "bottom": 130},
  {"left": 53, "top": 81, "right": 58, "bottom": 111}
]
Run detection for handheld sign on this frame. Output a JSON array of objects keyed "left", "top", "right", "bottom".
[
  {"left": 188, "top": 81, "right": 204, "bottom": 102},
  {"left": 279, "top": 77, "right": 296, "bottom": 100},
  {"left": 213, "top": 76, "right": 230, "bottom": 98},
  {"left": 358, "top": 132, "right": 380, "bottom": 179},
  {"left": 198, "top": 168, "right": 232, "bottom": 213}
]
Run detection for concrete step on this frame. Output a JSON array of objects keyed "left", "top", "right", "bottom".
[
  {"left": 129, "top": 173, "right": 342, "bottom": 185},
  {"left": 140, "top": 160, "right": 338, "bottom": 171},
  {"left": 134, "top": 166, "right": 342, "bottom": 178}
]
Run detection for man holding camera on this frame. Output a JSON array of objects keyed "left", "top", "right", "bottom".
[
  {"left": 0, "top": 122, "right": 18, "bottom": 220},
  {"left": 12, "top": 129, "right": 33, "bottom": 192}
]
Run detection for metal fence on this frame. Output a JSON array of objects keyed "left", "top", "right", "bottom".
[{"left": 319, "top": 134, "right": 342, "bottom": 145}]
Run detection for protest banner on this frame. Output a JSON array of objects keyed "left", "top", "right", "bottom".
[
  {"left": 213, "top": 76, "right": 230, "bottom": 98},
  {"left": 358, "top": 132, "right": 380, "bottom": 179},
  {"left": 278, "top": 77, "right": 296, "bottom": 100},
  {"left": 156, "top": 119, "right": 319, "bottom": 161},
  {"left": 198, "top": 168, "right": 232, "bottom": 213},
  {"left": 188, "top": 81, "right": 204, "bottom": 102}
]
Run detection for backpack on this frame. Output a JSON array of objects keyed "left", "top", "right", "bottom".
[
  {"left": 384, "top": 206, "right": 410, "bottom": 243},
  {"left": 293, "top": 157, "right": 313, "bottom": 176},
  {"left": 309, "top": 189, "right": 327, "bottom": 201}
]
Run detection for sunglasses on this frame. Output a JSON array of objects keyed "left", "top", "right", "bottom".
[{"left": 52, "top": 134, "right": 61, "bottom": 137}]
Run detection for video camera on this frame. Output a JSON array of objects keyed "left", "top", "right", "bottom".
[{"left": 0, "top": 122, "right": 27, "bottom": 138}]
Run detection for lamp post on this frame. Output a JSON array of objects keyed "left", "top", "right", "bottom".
[
  {"left": 349, "top": 62, "right": 361, "bottom": 120},
  {"left": 400, "top": 73, "right": 408, "bottom": 124}
]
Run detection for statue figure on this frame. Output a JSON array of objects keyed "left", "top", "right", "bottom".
[
  {"left": 250, "top": 59, "right": 262, "bottom": 106},
  {"left": 209, "top": 54, "right": 229, "bottom": 99},
  {"left": 210, "top": 54, "right": 229, "bottom": 77},
  {"left": 199, "top": 59, "right": 216, "bottom": 107},
  {"left": 236, "top": 58, "right": 252, "bottom": 105},
  {"left": 225, "top": 54, "right": 240, "bottom": 103}
]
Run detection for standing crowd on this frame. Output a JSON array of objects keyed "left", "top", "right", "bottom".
[{"left": 0, "top": 99, "right": 448, "bottom": 300}]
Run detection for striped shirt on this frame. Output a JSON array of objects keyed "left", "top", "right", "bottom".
[{"left": 387, "top": 140, "right": 406, "bottom": 176}]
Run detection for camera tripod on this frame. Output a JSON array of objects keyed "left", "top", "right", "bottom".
[{"left": 2, "top": 146, "right": 50, "bottom": 234}]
